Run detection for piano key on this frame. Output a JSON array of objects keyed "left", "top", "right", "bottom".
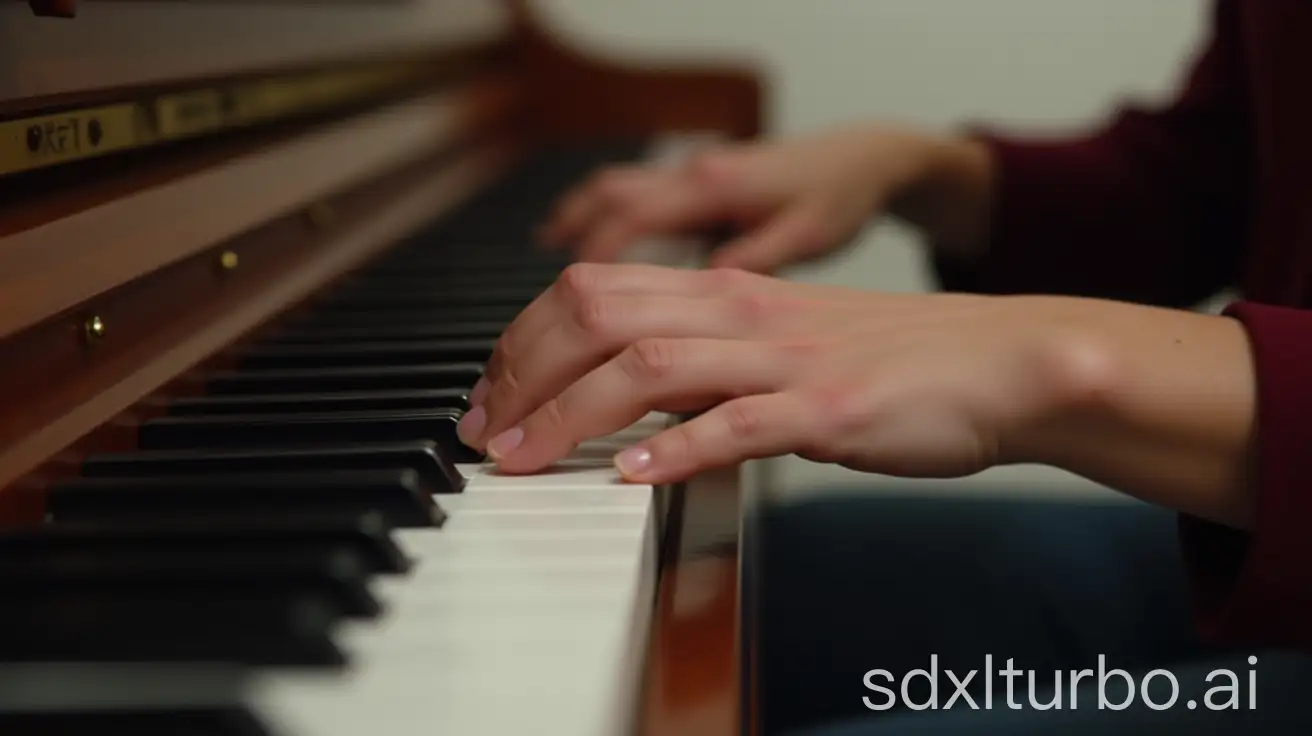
[
  {"left": 10, "top": 145, "right": 698, "bottom": 734},
  {"left": 355, "top": 261, "right": 561, "bottom": 280},
  {"left": 315, "top": 288, "right": 541, "bottom": 312},
  {"left": 373, "top": 250, "right": 567, "bottom": 268},
  {"left": 245, "top": 413, "right": 672, "bottom": 736},
  {"left": 0, "top": 663, "right": 272, "bottom": 736},
  {"left": 0, "top": 709, "right": 272, "bottom": 736},
  {"left": 137, "top": 409, "right": 480, "bottom": 463},
  {"left": 48, "top": 470, "right": 447, "bottom": 529},
  {"left": 0, "top": 595, "right": 345, "bottom": 667},
  {"left": 335, "top": 270, "right": 554, "bottom": 292},
  {"left": 206, "top": 364, "right": 484, "bottom": 394},
  {"left": 287, "top": 305, "right": 522, "bottom": 327},
  {"left": 266, "top": 322, "right": 508, "bottom": 344},
  {"left": 0, "top": 512, "right": 411, "bottom": 575},
  {"left": 234, "top": 340, "right": 495, "bottom": 370},
  {"left": 81, "top": 442, "right": 464, "bottom": 495},
  {"left": 166, "top": 389, "right": 471, "bottom": 415},
  {"left": 0, "top": 547, "right": 381, "bottom": 619}
]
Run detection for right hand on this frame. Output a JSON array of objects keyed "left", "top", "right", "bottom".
[{"left": 538, "top": 124, "right": 992, "bottom": 274}]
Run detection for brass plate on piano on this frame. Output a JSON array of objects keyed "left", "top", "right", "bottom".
[{"left": 0, "top": 56, "right": 474, "bottom": 178}]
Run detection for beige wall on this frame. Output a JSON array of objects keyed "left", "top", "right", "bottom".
[{"left": 540, "top": 0, "right": 1211, "bottom": 499}]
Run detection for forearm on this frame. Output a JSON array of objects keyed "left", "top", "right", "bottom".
[{"left": 1007, "top": 297, "right": 1258, "bottom": 530}]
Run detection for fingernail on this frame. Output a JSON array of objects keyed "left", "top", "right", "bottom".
[
  {"left": 487, "top": 427, "right": 525, "bottom": 460},
  {"left": 456, "top": 406, "right": 486, "bottom": 446},
  {"left": 614, "top": 447, "right": 653, "bottom": 479},
  {"left": 469, "top": 377, "right": 490, "bottom": 407}
]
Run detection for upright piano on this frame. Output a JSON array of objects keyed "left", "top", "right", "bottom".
[{"left": 0, "top": 1, "right": 767, "bottom": 733}]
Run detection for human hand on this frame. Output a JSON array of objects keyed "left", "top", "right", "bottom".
[
  {"left": 538, "top": 125, "right": 993, "bottom": 274},
  {"left": 455, "top": 263, "right": 1110, "bottom": 484}
]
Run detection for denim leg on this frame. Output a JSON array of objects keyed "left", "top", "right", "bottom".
[
  {"left": 792, "top": 651, "right": 1312, "bottom": 735},
  {"left": 756, "top": 491, "right": 1224, "bottom": 734}
]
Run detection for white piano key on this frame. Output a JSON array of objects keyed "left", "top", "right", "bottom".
[{"left": 254, "top": 414, "right": 664, "bottom": 736}]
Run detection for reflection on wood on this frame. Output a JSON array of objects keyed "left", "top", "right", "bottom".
[{"left": 641, "top": 464, "right": 748, "bottom": 735}]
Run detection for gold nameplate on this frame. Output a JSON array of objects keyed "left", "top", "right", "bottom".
[{"left": 0, "top": 56, "right": 468, "bottom": 178}]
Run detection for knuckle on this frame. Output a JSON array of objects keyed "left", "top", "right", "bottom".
[
  {"left": 487, "top": 336, "right": 514, "bottom": 374},
  {"left": 558, "top": 262, "right": 605, "bottom": 303},
  {"left": 729, "top": 292, "right": 779, "bottom": 328},
  {"left": 538, "top": 396, "right": 569, "bottom": 433},
  {"left": 488, "top": 364, "right": 522, "bottom": 411},
  {"left": 573, "top": 294, "right": 619, "bottom": 338},
  {"left": 622, "top": 338, "right": 680, "bottom": 382},
  {"left": 721, "top": 401, "right": 764, "bottom": 440}
]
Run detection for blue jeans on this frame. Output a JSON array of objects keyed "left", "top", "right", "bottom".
[{"left": 756, "top": 492, "right": 1312, "bottom": 734}]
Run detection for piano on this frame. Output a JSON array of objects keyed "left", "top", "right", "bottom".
[{"left": 0, "top": 1, "right": 767, "bottom": 734}]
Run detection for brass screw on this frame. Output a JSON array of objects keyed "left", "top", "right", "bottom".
[
  {"left": 218, "top": 250, "right": 239, "bottom": 271},
  {"left": 304, "top": 202, "right": 336, "bottom": 232},
  {"left": 83, "top": 314, "right": 106, "bottom": 344}
]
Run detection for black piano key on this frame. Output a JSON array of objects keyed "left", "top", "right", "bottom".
[
  {"left": 81, "top": 441, "right": 464, "bottom": 495},
  {"left": 286, "top": 305, "right": 522, "bottom": 327},
  {"left": 267, "top": 321, "right": 507, "bottom": 344},
  {"left": 337, "top": 270, "right": 555, "bottom": 292},
  {"left": 206, "top": 363, "right": 484, "bottom": 394},
  {"left": 234, "top": 339, "right": 495, "bottom": 370},
  {"left": 0, "top": 547, "right": 381, "bottom": 619},
  {"left": 0, "top": 710, "right": 272, "bottom": 736},
  {"left": 167, "top": 388, "right": 470, "bottom": 415},
  {"left": 316, "top": 286, "right": 543, "bottom": 311},
  {"left": 137, "top": 409, "right": 480, "bottom": 463},
  {"left": 0, "top": 595, "right": 344, "bottom": 667},
  {"left": 0, "top": 663, "right": 271, "bottom": 736},
  {"left": 48, "top": 469, "right": 447, "bottom": 528},
  {"left": 356, "top": 259, "right": 561, "bottom": 278},
  {"left": 0, "top": 511, "right": 410, "bottom": 574}
]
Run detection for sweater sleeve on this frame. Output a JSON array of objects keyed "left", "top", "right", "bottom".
[
  {"left": 931, "top": 0, "right": 1251, "bottom": 308},
  {"left": 1177, "top": 302, "right": 1312, "bottom": 650}
]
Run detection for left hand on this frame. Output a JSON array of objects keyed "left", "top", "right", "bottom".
[{"left": 456, "top": 263, "right": 1111, "bottom": 484}]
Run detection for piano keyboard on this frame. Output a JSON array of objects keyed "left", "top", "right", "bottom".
[
  {"left": 0, "top": 143, "right": 681, "bottom": 735},
  {"left": 252, "top": 416, "right": 666, "bottom": 736}
]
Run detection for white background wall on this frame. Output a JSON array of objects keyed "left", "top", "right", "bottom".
[{"left": 538, "top": 0, "right": 1211, "bottom": 499}]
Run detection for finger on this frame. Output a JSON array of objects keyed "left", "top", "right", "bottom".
[
  {"left": 484, "top": 263, "right": 694, "bottom": 381},
  {"left": 540, "top": 166, "right": 667, "bottom": 250},
  {"left": 539, "top": 183, "right": 605, "bottom": 250},
  {"left": 613, "top": 392, "right": 812, "bottom": 483},
  {"left": 483, "top": 338, "right": 790, "bottom": 474},
  {"left": 572, "top": 216, "right": 644, "bottom": 263},
  {"left": 484, "top": 263, "right": 770, "bottom": 390},
  {"left": 472, "top": 295, "right": 767, "bottom": 449},
  {"left": 573, "top": 178, "right": 731, "bottom": 263},
  {"left": 707, "top": 204, "right": 831, "bottom": 274}
]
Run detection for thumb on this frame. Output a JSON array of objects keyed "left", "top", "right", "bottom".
[{"left": 707, "top": 204, "right": 830, "bottom": 274}]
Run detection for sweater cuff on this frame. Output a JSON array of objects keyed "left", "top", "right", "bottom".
[
  {"left": 1179, "top": 301, "right": 1312, "bottom": 650},
  {"left": 927, "top": 131, "right": 1093, "bottom": 295}
]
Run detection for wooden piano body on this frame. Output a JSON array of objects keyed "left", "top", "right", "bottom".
[{"left": 0, "top": 1, "right": 767, "bottom": 733}]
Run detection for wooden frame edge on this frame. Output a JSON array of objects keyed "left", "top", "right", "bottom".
[{"left": 0, "top": 74, "right": 524, "bottom": 341}]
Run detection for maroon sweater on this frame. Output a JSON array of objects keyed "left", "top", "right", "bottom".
[{"left": 934, "top": 0, "right": 1312, "bottom": 651}]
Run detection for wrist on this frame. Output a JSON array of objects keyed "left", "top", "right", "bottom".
[
  {"left": 995, "top": 305, "right": 1124, "bottom": 468},
  {"left": 999, "top": 298, "right": 1259, "bottom": 529}
]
